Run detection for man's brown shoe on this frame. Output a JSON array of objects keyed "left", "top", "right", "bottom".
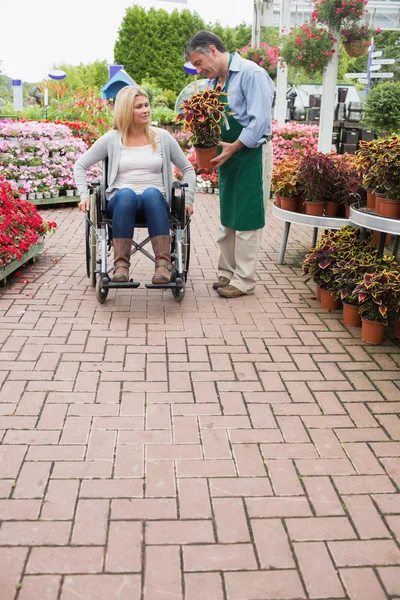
[
  {"left": 216, "top": 285, "right": 246, "bottom": 298},
  {"left": 212, "top": 276, "right": 230, "bottom": 290}
]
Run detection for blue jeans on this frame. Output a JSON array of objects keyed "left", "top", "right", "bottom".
[{"left": 106, "top": 187, "right": 170, "bottom": 239}]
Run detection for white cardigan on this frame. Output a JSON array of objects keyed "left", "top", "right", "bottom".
[{"left": 73, "top": 127, "right": 196, "bottom": 205}]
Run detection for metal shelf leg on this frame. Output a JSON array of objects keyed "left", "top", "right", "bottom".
[
  {"left": 311, "top": 227, "right": 318, "bottom": 248},
  {"left": 278, "top": 221, "right": 291, "bottom": 265}
]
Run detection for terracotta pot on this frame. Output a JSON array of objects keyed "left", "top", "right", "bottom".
[
  {"left": 275, "top": 194, "right": 281, "bottom": 207},
  {"left": 194, "top": 146, "right": 218, "bottom": 170},
  {"left": 372, "top": 230, "right": 381, "bottom": 247},
  {"left": 395, "top": 319, "right": 400, "bottom": 339},
  {"left": 379, "top": 198, "right": 400, "bottom": 219},
  {"left": 343, "top": 39, "right": 369, "bottom": 58},
  {"left": 361, "top": 319, "right": 386, "bottom": 345},
  {"left": 316, "top": 285, "right": 322, "bottom": 302},
  {"left": 280, "top": 196, "right": 298, "bottom": 212},
  {"left": 345, "top": 205, "right": 350, "bottom": 218},
  {"left": 320, "top": 288, "right": 341, "bottom": 311},
  {"left": 305, "top": 201, "right": 324, "bottom": 216},
  {"left": 366, "top": 189, "right": 376, "bottom": 210},
  {"left": 325, "top": 201, "right": 339, "bottom": 217},
  {"left": 343, "top": 303, "right": 361, "bottom": 327},
  {"left": 375, "top": 192, "right": 386, "bottom": 215}
]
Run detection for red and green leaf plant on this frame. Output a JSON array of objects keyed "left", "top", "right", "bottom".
[
  {"left": 353, "top": 269, "right": 400, "bottom": 325},
  {"left": 175, "top": 85, "right": 230, "bottom": 149}
]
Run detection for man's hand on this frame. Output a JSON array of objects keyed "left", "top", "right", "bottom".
[
  {"left": 185, "top": 203, "right": 194, "bottom": 218},
  {"left": 209, "top": 141, "right": 235, "bottom": 168},
  {"left": 78, "top": 197, "right": 90, "bottom": 213},
  {"left": 210, "top": 139, "right": 245, "bottom": 168}
]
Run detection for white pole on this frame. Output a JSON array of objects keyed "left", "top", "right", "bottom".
[
  {"left": 252, "top": 0, "right": 261, "bottom": 47},
  {"left": 318, "top": 27, "right": 340, "bottom": 153},
  {"left": 274, "top": 0, "right": 291, "bottom": 124}
]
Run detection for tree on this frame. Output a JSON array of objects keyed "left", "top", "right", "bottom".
[
  {"left": 52, "top": 61, "right": 108, "bottom": 93},
  {"left": 114, "top": 6, "right": 205, "bottom": 94}
]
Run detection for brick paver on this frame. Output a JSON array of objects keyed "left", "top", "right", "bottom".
[{"left": 0, "top": 196, "right": 399, "bottom": 599}]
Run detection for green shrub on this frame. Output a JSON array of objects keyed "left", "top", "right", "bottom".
[{"left": 363, "top": 82, "right": 400, "bottom": 135}]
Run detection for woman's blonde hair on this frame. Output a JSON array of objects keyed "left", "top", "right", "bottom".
[{"left": 113, "top": 86, "right": 157, "bottom": 150}]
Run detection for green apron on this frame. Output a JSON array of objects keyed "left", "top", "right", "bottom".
[{"left": 215, "top": 57, "right": 265, "bottom": 231}]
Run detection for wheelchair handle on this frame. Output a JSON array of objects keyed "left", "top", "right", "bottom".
[
  {"left": 91, "top": 179, "right": 101, "bottom": 187},
  {"left": 172, "top": 181, "right": 188, "bottom": 189}
]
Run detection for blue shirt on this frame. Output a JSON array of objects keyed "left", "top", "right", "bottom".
[{"left": 208, "top": 52, "right": 274, "bottom": 149}]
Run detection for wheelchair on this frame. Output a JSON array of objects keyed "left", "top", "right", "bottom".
[{"left": 85, "top": 159, "right": 190, "bottom": 304}]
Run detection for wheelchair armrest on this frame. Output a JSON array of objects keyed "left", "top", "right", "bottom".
[
  {"left": 91, "top": 179, "right": 101, "bottom": 187},
  {"left": 172, "top": 181, "right": 188, "bottom": 189}
]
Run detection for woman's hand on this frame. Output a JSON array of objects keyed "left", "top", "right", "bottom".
[
  {"left": 185, "top": 203, "right": 194, "bottom": 218},
  {"left": 78, "top": 197, "right": 90, "bottom": 213}
]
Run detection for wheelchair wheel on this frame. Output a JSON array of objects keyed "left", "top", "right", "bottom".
[
  {"left": 96, "top": 276, "right": 109, "bottom": 304},
  {"left": 171, "top": 274, "right": 185, "bottom": 302},
  {"left": 85, "top": 194, "right": 97, "bottom": 288}
]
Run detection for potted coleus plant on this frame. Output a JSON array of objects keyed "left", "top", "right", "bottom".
[
  {"left": 271, "top": 156, "right": 301, "bottom": 212},
  {"left": 297, "top": 152, "right": 337, "bottom": 215},
  {"left": 353, "top": 270, "right": 400, "bottom": 344},
  {"left": 175, "top": 86, "right": 230, "bottom": 170},
  {"left": 370, "top": 136, "right": 400, "bottom": 219},
  {"left": 333, "top": 154, "right": 365, "bottom": 217}
]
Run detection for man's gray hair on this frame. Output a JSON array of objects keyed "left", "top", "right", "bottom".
[{"left": 185, "top": 30, "right": 227, "bottom": 62}]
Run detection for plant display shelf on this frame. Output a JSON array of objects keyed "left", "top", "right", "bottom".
[
  {"left": 272, "top": 202, "right": 350, "bottom": 265},
  {"left": 0, "top": 240, "right": 44, "bottom": 286},
  {"left": 349, "top": 205, "right": 400, "bottom": 257},
  {"left": 31, "top": 195, "right": 80, "bottom": 207}
]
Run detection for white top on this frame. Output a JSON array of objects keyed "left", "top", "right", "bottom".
[
  {"left": 74, "top": 127, "right": 195, "bottom": 205},
  {"left": 113, "top": 141, "right": 166, "bottom": 196}
]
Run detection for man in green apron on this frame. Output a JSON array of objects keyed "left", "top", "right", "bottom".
[{"left": 185, "top": 31, "right": 274, "bottom": 297}]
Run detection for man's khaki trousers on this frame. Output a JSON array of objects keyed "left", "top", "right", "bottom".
[{"left": 217, "top": 141, "right": 273, "bottom": 294}]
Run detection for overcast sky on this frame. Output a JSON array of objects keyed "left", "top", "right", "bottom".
[{"left": 1, "top": 0, "right": 254, "bottom": 83}]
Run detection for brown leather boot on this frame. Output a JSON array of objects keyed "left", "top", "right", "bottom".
[
  {"left": 112, "top": 238, "right": 132, "bottom": 282},
  {"left": 151, "top": 235, "right": 171, "bottom": 284}
]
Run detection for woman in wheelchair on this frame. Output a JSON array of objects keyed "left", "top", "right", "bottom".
[{"left": 74, "top": 86, "right": 195, "bottom": 283}]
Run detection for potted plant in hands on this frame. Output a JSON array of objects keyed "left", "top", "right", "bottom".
[
  {"left": 175, "top": 86, "right": 230, "bottom": 170},
  {"left": 353, "top": 270, "right": 400, "bottom": 344},
  {"left": 271, "top": 156, "right": 301, "bottom": 211}
]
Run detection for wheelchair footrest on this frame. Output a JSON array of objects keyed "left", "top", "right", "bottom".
[
  {"left": 104, "top": 280, "right": 141, "bottom": 289},
  {"left": 145, "top": 281, "right": 183, "bottom": 290}
]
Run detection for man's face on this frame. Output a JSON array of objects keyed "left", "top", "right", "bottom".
[{"left": 189, "top": 46, "right": 222, "bottom": 79}]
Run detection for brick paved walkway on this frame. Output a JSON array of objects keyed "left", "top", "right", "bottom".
[{"left": 1, "top": 195, "right": 400, "bottom": 600}]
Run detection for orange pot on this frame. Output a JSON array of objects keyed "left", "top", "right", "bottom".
[
  {"left": 280, "top": 196, "right": 298, "bottom": 212},
  {"left": 375, "top": 193, "right": 386, "bottom": 215},
  {"left": 325, "top": 201, "right": 339, "bottom": 217},
  {"left": 343, "top": 303, "right": 361, "bottom": 327},
  {"left": 379, "top": 198, "right": 400, "bottom": 219},
  {"left": 275, "top": 194, "right": 281, "bottom": 207},
  {"left": 305, "top": 201, "right": 324, "bottom": 216},
  {"left": 194, "top": 146, "right": 218, "bottom": 170},
  {"left": 320, "top": 288, "right": 341, "bottom": 311},
  {"left": 345, "top": 205, "right": 351, "bottom": 218},
  {"left": 361, "top": 319, "right": 386, "bottom": 345},
  {"left": 366, "top": 189, "right": 376, "bottom": 210},
  {"left": 316, "top": 285, "right": 322, "bottom": 302}
]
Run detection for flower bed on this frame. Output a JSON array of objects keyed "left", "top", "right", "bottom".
[
  {"left": 272, "top": 121, "right": 320, "bottom": 165},
  {"left": 0, "top": 179, "right": 57, "bottom": 274},
  {"left": 0, "top": 121, "right": 101, "bottom": 199}
]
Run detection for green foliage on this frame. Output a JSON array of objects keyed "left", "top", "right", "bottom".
[
  {"left": 363, "top": 82, "right": 400, "bottom": 135},
  {"left": 114, "top": 6, "right": 205, "bottom": 94},
  {"left": 151, "top": 106, "right": 176, "bottom": 125},
  {"left": 53, "top": 61, "right": 109, "bottom": 93}
]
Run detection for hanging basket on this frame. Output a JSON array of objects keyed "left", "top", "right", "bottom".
[{"left": 343, "top": 39, "right": 370, "bottom": 58}]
